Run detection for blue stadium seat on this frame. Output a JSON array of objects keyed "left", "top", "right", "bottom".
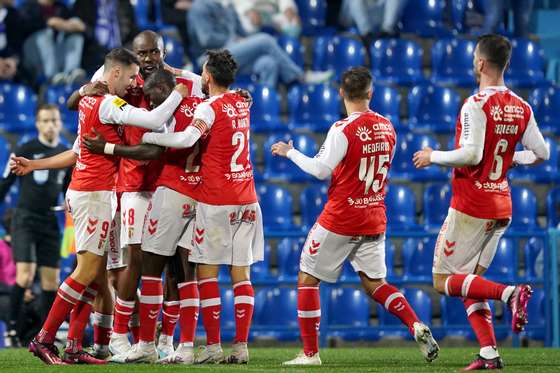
[
  {"left": 0, "top": 83, "right": 37, "bottom": 133},
  {"left": 510, "top": 186, "right": 539, "bottom": 230},
  {"left": 529, "top": 86, "right": 560, "bottom": 134},
  {"left": 277, "top": 237, "right": 305, "bottom": 281},
  {"left": 370, "top": 39, "right": 426, "bottom": 86},
  {"left": 524, "top": 237, "right": 544, "bottom": 281},
  {"left": 263, "top": 133, "right": 318, "bottom": 181},
  {"left": 450, "top": 0, "right": 469, "bottom": 33},
  {"left": 278, "top": 35, "right": 305, "bottom": 69},
  {"left": 431, "top": 38, "right": 477, "bottom": 87},
  {"left": 385, "top": 185, "right": 419, "bottom": 231},
  {"left": 44, "top": 84, "right": 80, "bottom": 132},
  {"left": 408, "top": 85, "right": 461, "bottom": 133},
  {"left": 440, "top": 296, "right": 475, "bottom": 339},
  {"left": 59, "top": 254, "right": 76, "bottom": 282},
  {"left": 249, "top": 84, "right": 285, "bottom": 133},
  {"left": 391, "top": 132, "right": 447, "bottom": 181},
  {"left": 250, "top": 141, "right": 263, "bottom": 182},
  {"left": 0, "top": 136, "right": 11, "bottom": 169},
  {"left": 523, "top": 287, "right": 546, "bottom": 340},
  {"left": 370, "top": 84, "right": 402, "bottom": 129},
  {"left": 485, "top": 238, "right": 516, "bottom": 282},
  {"left": 400, "top": 0, "right": 452, "bottom": 37},
  {"left": 506, "top": 38, "right": 547, "bottom": 88},
  {"left": 287, "top": 83, "right": 340, "bottom": 131},
  {"left": 341, "top": 240, "right": 396, "bottom": 282},
  {"left": 131, "top": 0, "right": 158, "bottom": 30},
  {"left": 328, "top": 288, "right": 373, "bottom": 341},
  {"left": 296, "top": 0, "right": 327, "bottom": 35},
  {"left": 251, "top": 241, "right": 271, "bottom": 281},
  {"left": 509, "top": 137, "right": 558, "bottom": 183},
  {"left": 312, "top": 36, "right": 366, "bottom": 79},
  {"left": 423, "top": 183, "right": 451, "bottom": 230},
  {"left": 402, "top": 238, "right": 434, "bottom": 282},
  {"left": 257, "top": 184, "right": 295, "bottom": 232},
  {"left": 547, "top": 187, "right": 560, "bottom": 228},
  {"left": 252, "top": 287, "right": 299, "bottom": 340},
  {"left": 220, "top": 288, "right": 236, "bottom": 341},
  {"left": 163, "top": 36, "right": 185, "bottom": 68},
  {"left": 300, "top": 184, "right": 328, "bottom": 230}
]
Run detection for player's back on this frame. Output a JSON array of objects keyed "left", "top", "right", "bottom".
[
  {"left": 197, "top": 91, "right": 256, "bottom": 205},
  {"left": 70, "top": 95, "right": 123, "bottom": 191},
  {"left": 451, "top": 87, "right": 531, "bottom": 219},
  {"left": 319, "top": 110, "right": 396, "bottom": 236},
  {"left": 157, "top": 96, "right": 204, "bottom": 199}
]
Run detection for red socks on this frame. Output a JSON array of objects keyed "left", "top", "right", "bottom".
[
  {"left": 233, "top": 281, "right": 254, "bottom": 343},
  {"left": 372, "top": 283, "right": 419, "bottom": 335},
  {"left": 66, "top": 284, "right": 99, "bottom": 352},
  {"left": 113, "top": 297, "right": 135, "bottom": 335},
  {"left": 38, "top": 277, "right": 87, "bottom": 344},
  {"left": 93, "top": 312, "right": 113, "bottom": 348},
  {"left": 199, "top": 278, "right": 221, "bottom": 345},
  {"left": 161, "top": 301, "right": 180, "bottom": 337},
  {"left": 297, "top": 285, "right": 321, "bottom": 356},
  {"left": 139, "top": 276, "right": 163, "bottom": 343},
  {"left": 178, "top": 281, "right": 199, "bottom": 346},
  {"left": 464, "top": 298, "right": 497, "bottom": 348},
  {"left": 445, "top": 274, "right": 515, "bottom": 303}
]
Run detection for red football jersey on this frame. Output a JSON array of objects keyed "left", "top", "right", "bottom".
[
  {"left": 451, "top": 87, "right": 531, "bottom": 219},
  {"left": 318, "top": 111, "right": 396, "bottom": 236},
  {"left": 156, "top": 96, "right": 204, "bottom": 199},
  {"left": 116, "top": 75, "right": 196, "bottom": 192},
  {"left": 193, "top": 92, "right": 256, "bottom": 205},
  {"left": 70, "top": 96, "right": 123, "bottom": 191}
]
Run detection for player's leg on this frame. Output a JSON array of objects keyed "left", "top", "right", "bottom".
[
  {"left": 354, "top": 234, "right": 439, "bottom": 362},
  {"left": 91, "top": 278, "right": 114, "bottom": 360},
  {"left": 158, "top": 262, "right": 180, "bottom": 359},
  {"left": 194, "top": 264, "right": 223, "bottom": 363},
  {"left": 284, "top": 224, "right": 350, "bottom": 366}
]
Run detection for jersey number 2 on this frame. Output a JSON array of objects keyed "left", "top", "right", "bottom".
[
  {"left": 231, "top": 131, "right": 250, "bottom": 172},
  {"left": 359, "top": 154, "right": 389, "bottom": 194}
]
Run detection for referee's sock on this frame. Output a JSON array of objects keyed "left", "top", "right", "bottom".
[
  {"left": 8, "top": 284, "right": 26, "bottom": 332},
  {"left": 40, "top": 290, "right": 57, "bottom": 322}
]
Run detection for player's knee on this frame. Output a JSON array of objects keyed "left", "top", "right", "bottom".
[
  {"left": 298, "top": 271, "right": 320, "bottom": 286},
  {"left": 432, "top": 275, "right": 448, "bottom": 294}
]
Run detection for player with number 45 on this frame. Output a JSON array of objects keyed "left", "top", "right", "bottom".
[{"left": 271, "top": 66, "right": 439, "bottom": 366}]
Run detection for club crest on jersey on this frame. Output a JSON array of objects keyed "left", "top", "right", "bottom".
[
  {"left": 222, "top": 103, "right": 237, "bottom": 117},
  {"left": 356, "top": 126, "right": 372, "bottom": 142},
  {"left": 490, "top": 105, "right": 503, "bottom": 121},
  {"left": 112, "top": 97, "right": 128, "bottom": 111}
]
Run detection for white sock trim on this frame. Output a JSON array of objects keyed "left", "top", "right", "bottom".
[
  {"left": 466, "top": 302, "right": 491, "bottom": 316},
  {"left": 501, "top": 286, "right": 515, "bottom": 303},
  {"left": 200, "top": 297, "right": 221, "bottom": 308},
  {"left": 462, "top": 274, "right": 477, "bottom": 297},
  {"left": 384, "top": 292, "right": 404, "bottom": 310},
  {"left": 234, "top": 295, "right": 254, "bottom": 305},
  {"left": 297, "top": 309, "right": 321, "bottom": 318}
]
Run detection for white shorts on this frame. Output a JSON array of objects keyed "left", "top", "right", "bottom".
[
  {"left": 300, "top": 223, "right": 387, "bottom": 283},
  {"left": 66, "top": 189, "right": 114, "bottom": 256},
  {"left": 433, "top": 208, "right": 511, "bottom": 275},
  {"left": 142, "top": 186, "right": 197, "bottom": 257},
  {"left": 106, "top": 192, "right": 126, "bottom": 270},
  {"left": 189, "top": 202, "right": 264, "bottom": 266},
  {"left": 120, "top": 191, "right": 153, "bottom": 247}
]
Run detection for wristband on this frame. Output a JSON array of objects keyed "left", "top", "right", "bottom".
[
  {"left": 104, "top": 143, "right": 115, "bottom": 155},
  {"left": 79, "top": 85, "right": 87, "bottom": 97}
]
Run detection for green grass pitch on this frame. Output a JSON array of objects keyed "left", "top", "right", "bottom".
[{"left": 1, "top": 347, "right": 560, "bottom": 372}]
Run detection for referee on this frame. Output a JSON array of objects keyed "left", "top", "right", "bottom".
[{"left": 0, "top": 104, "right": 71, "bottom": 347}]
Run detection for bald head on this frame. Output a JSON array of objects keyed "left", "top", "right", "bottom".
[{"left": 132, "top": 30, "right": 166, "bottom": 79}]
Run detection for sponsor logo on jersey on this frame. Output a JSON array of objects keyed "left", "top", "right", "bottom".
[
  {"left": 222, "top": 103, "right": 237, "bottom": 117},
  {"left": 180, "top": 102, "right": 198, "bottom": 117},
  {"left": 490, "top": 105, "right": 503, "bottom": 121},
  {"left": 356, "top": 126, "right": 373, "bottom": 142}
]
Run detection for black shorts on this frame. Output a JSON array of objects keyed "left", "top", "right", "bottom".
[{"left": 11, "top": 208, "right": 61, "bottom": 268}]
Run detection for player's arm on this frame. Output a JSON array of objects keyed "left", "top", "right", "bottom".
[
  {"left": 99, "top": 84, "right": 189, "bottom": 131},
  {"left": 271, "top": 126, "right": 347, "bottom": 180},
  {"left": 10, "top": 150, "right": 78, "bottom": 176},
  {"left": 512, "top": 111, "right": 550, "bottom": 166},
  {"left": 414, "top": 100, "right": 485, "bottom": 168},
  {"left": 142, "top": 100, "right": 214, "bottom": 148},
  {"left": 0, "top": 150, "right": 19, "bottom": 202},
  {"left": 67, "top": 67, "right": 108, "bottom": 110},
  {"left": 83, "top": 129, "right": 164, "bottom": 160}
]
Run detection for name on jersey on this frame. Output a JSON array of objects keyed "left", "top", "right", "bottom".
[
  {"left": 474, "top": 179, "right": 509, "bottom": 192},
  {"left": 494, "top": 124, "right": 519, "bottom": 135},
  {"left": 362, "top": 142, "right": 390, "bottom": 154},
  {"left": 347, "top": 193, "right": 384, "bottom": 207},
  {"left": 232, "top": 117, "right": 249, "bottom": 129}
]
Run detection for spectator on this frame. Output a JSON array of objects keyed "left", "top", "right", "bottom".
[
  {"left": 71, "top": 0, "right": 138, "bottom": 73},
  {"left": 233, "top": 0, "right": 301, "bottom": 37},
  {"left": 0, "top": 0, "right": 23, "bottom": 81},
  {"left": 476, "top": 0, "right": 534, "bottom": 37},
  {"left": 0, "top": 104, "right": 71, "bottom": 348},
  {"left": 188, "top": 0, "right": 332, "bottom": 87},
  {"left": 20, "top": 0, "right": 86, "bottom": 85},
  {"left": 161, "top": 0, "right": 192, "bottom": 51},
  {"left": 339, "top": 0, "right": 408, "bottom": 44}
]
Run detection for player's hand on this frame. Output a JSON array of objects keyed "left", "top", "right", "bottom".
[
  {"left": 82, "top": 129, "right": 107, "bottom": 154},
  {"left": 174, "top": 83, "right": 189, "bottom": 98},
  {"left": 271, "top": 140, "right": 294, "bottom": 158},
  {"left": 10, "top": 155, "right": 34, "bottom": 176},
  {"left": 413, "top": 147, "right": 433, "bottom": 168},
  {"left": 235, "top": 88, "right": 253, "bottom": 106},
  {"left": 163, "top": 62, "right": 182, "bottom": 76},
  {"left": 83, "top": 81, "right": 109, "bottom": 96}
]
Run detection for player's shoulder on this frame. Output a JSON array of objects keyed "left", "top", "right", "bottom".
[{"left": 101, "top": 94, "right": 129, "bottom": 111}]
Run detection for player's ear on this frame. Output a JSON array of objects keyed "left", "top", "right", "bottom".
[
  {"left": 339, "top": 87, "right": 345, "bottom": 100},
  {"left": 367, "top": 87, "right": 373, "bottom": 100}
]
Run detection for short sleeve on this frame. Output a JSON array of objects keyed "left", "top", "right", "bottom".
[
  {"left": 315, "top": 126, "right": 348, "bottom": 171},
  {"left": 193, "top": 101, "right": 216, "bottom": 129}
]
